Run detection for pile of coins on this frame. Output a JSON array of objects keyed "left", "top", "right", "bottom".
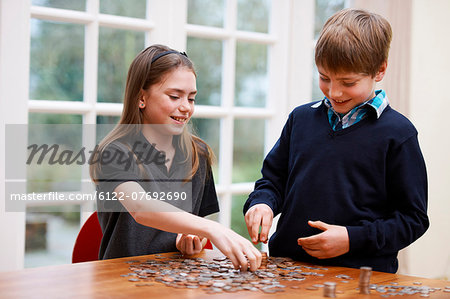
[
  {"left": 120, "top": 252, "right": 330, "bottom": 294},
  {"left": 121, "top": 254, "right": 449, "bottom": 296},
  {"left": 356, "top": 267, "right": 447, "bottom": 297},
  {"left": 369, "top": 283, "right": 448, "bottom": 297},
  {"left": 260, "top": 251, "right": 268, "bottom": 269},
  {"left": 358, "top": 266, "right": 372, "bottom": 294},
  {"left": 323, "top": 281, "right": 337, "bottom": 297}
]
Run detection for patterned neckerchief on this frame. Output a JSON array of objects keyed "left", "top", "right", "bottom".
[{"left": 312, "top": 89, "right": 389, "bottom": 131}]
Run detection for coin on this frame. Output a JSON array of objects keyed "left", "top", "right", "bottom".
[
  {"left": 135, "top": 283, "right": 154, "bottom": 287},
  {"left": 212, "top": 256, "right": 227, "bottom": 262},
  {"left": 313, "top": 284, "right": 324, "bottom": 288}
]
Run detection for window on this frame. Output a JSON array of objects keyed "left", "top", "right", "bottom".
[
  {"left": 186, "top": 0, "right": 273, "bottom": 243},
  {"left": 312, "top": 0, "right": 347, "bottom": 101},
  {"left": 26, "top": 0, "right": 152, "bottom": 267},
  {"left": 1, "top": 0, "right": 345, "bottom": 269}
]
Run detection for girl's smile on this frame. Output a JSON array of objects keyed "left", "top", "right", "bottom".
[{"left": 140, "top": 67, "right": 197, "bottom": 135}]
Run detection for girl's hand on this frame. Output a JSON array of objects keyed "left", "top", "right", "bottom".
[
  {"left": 207, "top": 222, "right": 262, "bottom": 272},
  {"left": 176, "top": 233, "right": 205, "bottom": 256},
  {"left": 244, "top": 204, "right": 274, "bottom": 244},
  {"left": 297, "top": 220, "right": 349, "bottom": 259}
]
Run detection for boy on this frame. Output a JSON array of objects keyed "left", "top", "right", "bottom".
[{"left": 243, "top": 8, "right": 428, "bottom": 273}]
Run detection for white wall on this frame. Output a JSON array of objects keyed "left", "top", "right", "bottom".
[
  {"left": 0, "top": 0, "right": 29, "bottom": 271},
  {"left": 406, "top": 0, "right": 450, "bottom": 279},
  {"left": 351, "top": 0, "right": 449, "bottom": 280}
]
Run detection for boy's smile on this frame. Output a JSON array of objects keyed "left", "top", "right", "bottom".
[{"left": 317, "top": 63, "right": 386, "bottom": 114}]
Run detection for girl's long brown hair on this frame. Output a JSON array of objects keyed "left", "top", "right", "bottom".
[{"left": 90, "top": 44, "right": 213, "bottom": 183}]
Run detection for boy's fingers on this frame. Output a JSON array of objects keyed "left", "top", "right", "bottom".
[
  {"left": 245, "top": 211, "right": 257, "bottom": 243},
  {"left": 250, "top": 214, "right": 262, "bottom": 243},
  {"left": 245, "top": 205, "right": 273, "bottom": 244},
  {"left": 308, "top": 220, "right": 329, "bottom": 231},
  {"left": 303, "top": 247, "right": 323, "bottom": 258},
  {"left": 260, "top": 214, "right": 272, "bottom": 243},
  {"left": 299, "top": 242, "right": 319, "bottom": 250},
  {"left": 298, "top": 234, "right": 323, "bottom": 246}
]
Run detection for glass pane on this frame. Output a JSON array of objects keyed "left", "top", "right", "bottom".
[
  {"left": 237, "top": 0, "right": 270, "bottom": 33},
  {"left": 25, "top": 205, "right": 80, "bottom": 268},
  {"left": 31, "top": 0, "right": 86, "bottom": 11},
  {"left": 100, "top": 0, "right": 146, "bottom": 18},
  {"left": 233, "top": 119, "right": 265, "bottom": 183},
  {"left": 96, "top": 116, "right": 120, "bottom": 143},
  {"left": 314, "top": 0, "right": 345, "bottom": 39},
  {"left": 312, "top": 62, "right": 324, "bottom": 101},
  {"left": 98, "top": 27, "right": 145, "bottom": 103},
  {"left": 187, "top": 37, "right": 223, "bottom": 106},
  {"left": 312, "top": 0, "right": 346, "bottom": 101},
  {"left": 187, "top": 0, "right": 225, "bottom": 27},
  {"left": 29, "top": 113, "right": 82, "bottom": 125},
  {"left": 235, "top": 42, "right": 268, "bottom": 107},
  {"left": 27, "top": 114, "right": 83, "bottom": 193},
  {"left": 30, "top": 19, "right": 84, "bottom": 101},
  {"left": 231, "top": 194, "right": 262, "bottom": 250},
  {"left": 191, "top": 118, "right": 220, "bottom": 182}
]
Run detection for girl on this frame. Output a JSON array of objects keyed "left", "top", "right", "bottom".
[{"left": 90, "top": 44, "right": 261, "bottom": 271}]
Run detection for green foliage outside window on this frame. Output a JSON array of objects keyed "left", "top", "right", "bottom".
[
  {"left": 32, "top": 0, "right": 85, "bottom": 11},
  {"left": 100, "top": 0, "right": 146, "bottom": 18},
  {"left": 30, "top": 20, "right": 84, "bottom": 101},
  {"left": 188, "top": 0, "right": 225, "bottom": 28},
  {"left": 97, "top": 28, "right": 145, "bottom": 103}
]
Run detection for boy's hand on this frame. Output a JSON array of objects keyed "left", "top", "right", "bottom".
[
  {"left": 176, "top": 233, "right": 206, "bottom": 256},
  {"left": 244, "top": 204, "right": 273, "bottom": 244},
  {"left": 297, "top": 220, "right": 349, "bottom": 259}
]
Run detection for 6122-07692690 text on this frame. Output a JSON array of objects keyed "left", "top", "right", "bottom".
[
  {"left": 9, "top": 191, "right": 187, "bottom": 202},
  {"left": 97, "top": 191, "right": 187, "bottom": 201}
]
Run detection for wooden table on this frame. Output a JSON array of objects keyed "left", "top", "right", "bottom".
[{"left": 0, "top": 250, "right": 448, "bottom": 298}]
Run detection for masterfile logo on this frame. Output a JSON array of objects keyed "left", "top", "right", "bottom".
[{"left": 5, "top": 124, "right": 193, "bottom": 213}]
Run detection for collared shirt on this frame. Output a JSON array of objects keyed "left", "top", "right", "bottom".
[
  {"left": 312, "top": 89, "right": 389, "bottom": 131},
  {"left": 245, "top": 95, "right": 428, "bottom": 273}
]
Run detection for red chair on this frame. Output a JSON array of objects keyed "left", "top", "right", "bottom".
[
  {"left": 72, "top": 212, "right": 103, "bottom": 263},
  {"left": 72, "top": 211, "right": 213, "bottom": 263},
  {"left": 204, "top": 238, "right": 213, "bottom": 250}
]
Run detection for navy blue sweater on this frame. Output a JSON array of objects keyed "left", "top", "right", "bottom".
[{"left": 244, "top": 102, "right": 429, "bottom": 273}]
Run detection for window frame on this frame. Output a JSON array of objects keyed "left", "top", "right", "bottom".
[{"left": 0, "top": 0, "right": 315, "bottom": 270}]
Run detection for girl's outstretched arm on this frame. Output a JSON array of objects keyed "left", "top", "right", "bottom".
[{"left": 116, "top": 181, "right": 262, "bottom": 271}]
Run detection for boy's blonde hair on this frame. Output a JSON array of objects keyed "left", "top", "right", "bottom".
[{"left": 315, "top": 8, "right": 392, "bottom": 77}]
